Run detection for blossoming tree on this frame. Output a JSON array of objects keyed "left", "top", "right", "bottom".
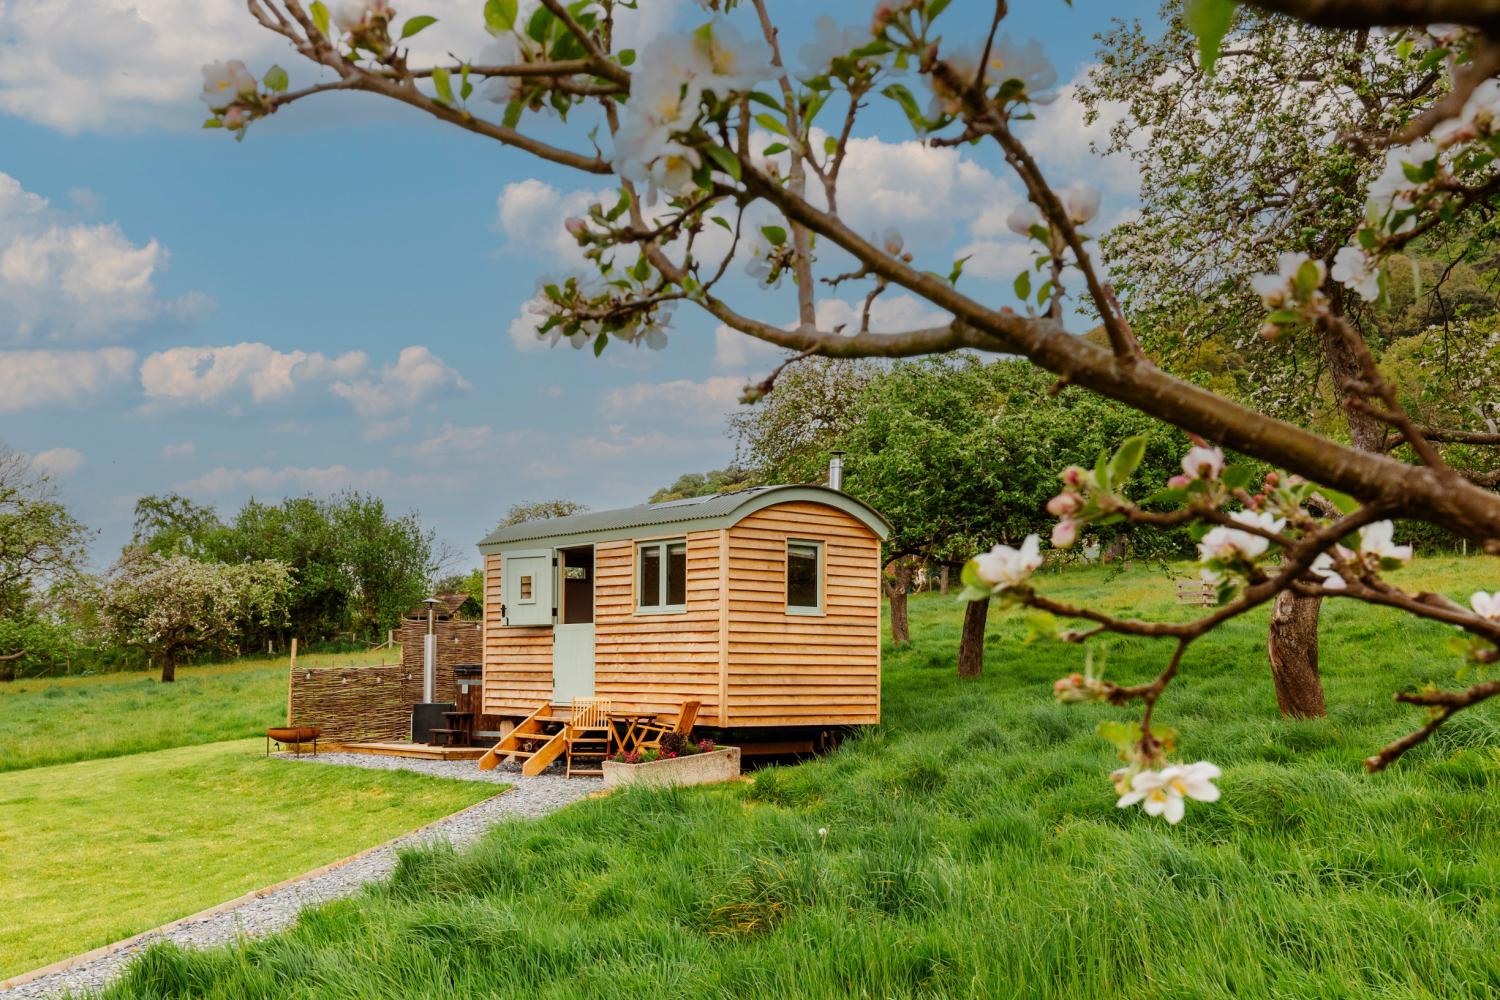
[{"left": 209, "top": 0, "right": 1500, "bottom": 822}]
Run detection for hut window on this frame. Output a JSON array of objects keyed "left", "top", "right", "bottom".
[
  {"left": 786, "top": 540, "right": 823, "bottom": 614},
  {"left": 638, "top": 539, "right": 688, "bottom": 612}
]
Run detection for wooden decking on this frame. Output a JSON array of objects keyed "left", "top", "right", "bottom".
[{"left": 329, "top": 741, "right": 489, "bottom": 761}]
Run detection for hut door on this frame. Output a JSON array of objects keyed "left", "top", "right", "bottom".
[
  {"left": 553, "top": 545, "right": 596, "bottom": 705},
  {"left": 501, "top": 549, "right": 553, "bottom": 627}
]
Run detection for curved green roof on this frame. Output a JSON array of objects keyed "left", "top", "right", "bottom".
[{"left": 478, "top": 485, "right": 889, "bottom": 551}]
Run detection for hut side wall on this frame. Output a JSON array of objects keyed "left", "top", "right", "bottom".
[
  {"left": 724, "top": 501, "right": 882, "bottom": 727},
  {"left": 593, "top": 529, "right": 725, "bottom": 725},
  {"left": 482, "top": 551, "right": 553, "bottom": 717}
]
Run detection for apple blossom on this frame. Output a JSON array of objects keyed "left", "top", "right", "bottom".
[
  {"left": 1180, "top": 444, "right": 1224, "bottom": 480},
  {"left": 1366, "top": 140, "right": 1438, "bottom": 229},
  {"left": 201, "top": 60, "right": 257, "bottom": 111},
  {"left": 991, "top": 34, "right": 1059, "bottom": 105},
  {"left": 1357, "top": 520, "right": 1412, "bottom": 565},
  {"left": 973, "top": 534, "right": 1042, "bottom": 592},
  {"left": 744, "top": 230, "right": 783, "bottom": 288},
  {"left": 797, "top": 15, "right": 865, "bottom": 79},
  {"left": 1006, "top": 202, "right": 1044, "bottom": 238},
  {"left": 1331, "top": 244, "right": 1380, "bottom": 302},
  {"left": 695, "top": 19, "right": 776, "bottom": 96},
  {"left": 1471, "top": 591, "right": 1500, "bottom": 620},
  {"left": 1046, "top": 491, "right": 1082, "bottom": 518},
  {"left": 881, "top": 226, "right": 904, "bottom": 256},
  {"left": 1117, "top": 761, "right": 1221, "bottom": 824},
  {"left": 1309, "top": 551, "right": 1348, "bottom": 590},
  {"left": 1167, "top": 474, "right": 1192, "bottom": 489},
  {"left": 1197, "top": 509, "right": 1286, "bottom": 563},
  {"left": 333, "top": 0, "right": 393, "bottom": 33},
  {"left": 1059, "top": 183, "right": 1101, "bottom": 225},
  {"left": 478, "top": 37, "right": 528, "bottom": 104},
  {"left": 1460, "top": 79, "right": 1500, "bottom": 134},
  {"left": 1051, "top": 519, "right": 1078, "bottom": 548}
]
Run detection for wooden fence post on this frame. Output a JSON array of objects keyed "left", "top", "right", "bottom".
[{"left": 286, "top": 638, "right": 298, "bottom": 725}]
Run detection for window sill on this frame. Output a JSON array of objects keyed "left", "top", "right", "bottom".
[
  {"left": 634, "top": 605, "right": 688, "bottom": 616},
  {"left": 786, "top": 606, "right": 825, "bottom": 617}
]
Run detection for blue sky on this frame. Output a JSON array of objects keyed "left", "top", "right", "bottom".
[{"left": 0, "top": 0, "right": 1155, "bottom": 570}]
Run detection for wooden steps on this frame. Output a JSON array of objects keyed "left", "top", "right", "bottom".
[{"left": 478, "top": 705, "right": 570, "bottom": 775}]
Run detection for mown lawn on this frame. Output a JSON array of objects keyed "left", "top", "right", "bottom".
[
  {"left": 0, "top": 738, "right": 500, "bottom": 979},
  {"left": 95, "top": 557, "right": 1500, "bottom": 999},
  {"left": 0, "top": 648, "right": 394, "bottom": 773}
]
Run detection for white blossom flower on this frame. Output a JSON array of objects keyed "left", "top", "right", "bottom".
[
  {"left": 880, "top": 226, "right": 904, "bottom": 256},
  {"left": 973, "top": 534, "right": 1042, "bottom": 591},
  {"left": 644, "top": 141, "right": 703, "bottom": 202},
  {"left": 478, "top": 36, "right": 527, "bottom": 104},
  {"left": 797, "top": 15, "right": 864, "bottom": 79},
  {"left": 1331, "top": 244, "right": 1381, "bottom": 302},
  {"left": 1197, "top": 510, "right": 1286, "bottom": 563},
  {"left": 695, "top": 18, "right": 776, "bottom": 95},
  {"left": 990, "top": 34, "right": 1059, "bottom": 105},
  {"left": 1117, "top": 761, "right": 1221, "bottom": 824},
  {"left": 1051, "top": 519, "right": 1078, "bottom": 548},
  {"left": 1006, "top": 201, "right": 1043, "bottom": 237},
  {"left": 1461, "top": 79, "right": 1500, "bottom": 133},
  {"left": 1252, "top": 252, "right": 1326, "bottom": 309},
  {"left": 200, "top": 60, "right": 257, "bottom": 111},
  {"left": 1059, "top": 182, "right": 1100, "bottom": 225},
  {"left": 1471, "top": 591, "right": 1500, "bottom": 620},
  {"left": 1309, "top": 552, "right": 1347, "bottom": 590},
  {"left": 744, "top": 230, "right": 782, "bottom": 288},
  {"left": 1366, "top": 140, "right": 1438, "bottom": 229},
  {"left": 1251, "top": 272, "right": 1288, "bottom": 309},
  {"left": 1358, "top": 520, "right": 1412, "bottom": 565},
  {"left": 333, "top": 0, "right": 392, "bottom": 33},
  {"left": 1180, "top": 444, "right": 1224, "bottom": 480}
]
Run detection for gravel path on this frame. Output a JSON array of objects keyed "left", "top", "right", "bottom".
[{"left": 4, "top": 754, "right": 598, "bottom": 999}]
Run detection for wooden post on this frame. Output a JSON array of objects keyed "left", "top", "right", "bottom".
[{"left": 286, "top": 638, "right": 298, "bottom": 725}]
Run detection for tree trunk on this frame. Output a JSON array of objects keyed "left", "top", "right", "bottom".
[
  {"left": 160, "top": 652, "right": 177, "bottom": 684},
  {"left": 884, "top": 560, "right": 912, "bottom": 646},
  {"left": 938, "top": 564, "right": 950, "bottom": 596},
  {"left": 1266, "top": 589, "right": 1326, "bottom": 717},
  {"left": 1259, "top": 307, "right": 1378, "bottom": 717},
  {"left": 957, "top": 598, "right": 989, "bottom": 678}
]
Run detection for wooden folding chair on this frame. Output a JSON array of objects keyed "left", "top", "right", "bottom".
[
  {"left": 565, "top": 697, "right": 612, "bottom": 777},
  {"left": 637, "top": 700, "right": 701, "bottom": 750}
]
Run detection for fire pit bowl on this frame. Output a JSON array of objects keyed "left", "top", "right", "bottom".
[{"left": 266, "top": 726, "right": 321, "bottom": 756}]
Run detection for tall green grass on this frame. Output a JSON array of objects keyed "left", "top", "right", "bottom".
[
  {"left": 103, "top": 559, "right": 1500, "bottom": 998},
  {"left": 0, "top": 648, "right": 395, "bottom": 772}
]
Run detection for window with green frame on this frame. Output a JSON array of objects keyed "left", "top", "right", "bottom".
[{"left": 637, "top": 538, "right": 688, "bottom": 612}]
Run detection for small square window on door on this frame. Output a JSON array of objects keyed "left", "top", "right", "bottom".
[{"left": 786, "top": 539, "right": 823, "bottom": 615}]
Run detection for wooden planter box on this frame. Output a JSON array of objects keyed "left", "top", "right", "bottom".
[{"left": 602, "top": 746, "right": 741, "bottom": 790}]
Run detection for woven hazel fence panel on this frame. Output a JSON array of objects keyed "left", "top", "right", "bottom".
[
  {"left": 287, "top": 619, "right": 484, "bottom": 742},
  {"left": 288, "top": 664, "right": 423, "bottom": 742}
]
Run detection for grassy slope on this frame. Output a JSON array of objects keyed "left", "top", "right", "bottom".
[
  {"left": 0, "top": 649, "right": 394, "bottom": 773},
  {"left": 0, "top": 738, "right": 499, "bottom": 979},
  {"left": 100, "top": 558, "right": 1500, "bottom": 1000}
]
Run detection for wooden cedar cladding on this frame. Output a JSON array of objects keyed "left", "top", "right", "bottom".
[
  {"left": 723, "top": 501, "right": 881, "bottom": 727},
  {"left": 593, "top": 530, "right": 725, "bottom": 724},
  {"left": 482, "top": 552, "right": 552, "bottom": 717},
  {"left": 480, "top": 495, "right": 884, "bottom": 729}
]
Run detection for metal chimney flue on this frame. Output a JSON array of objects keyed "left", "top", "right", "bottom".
[{"left": 828, "top": 451, "right": 845, "bottom": 491}]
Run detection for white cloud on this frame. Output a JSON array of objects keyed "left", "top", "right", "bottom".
[
  {"left": 176, "top": 464, "right": 394, "bottom": 496},
  {"left": 1017, "top": 72, "right": 1138, "bottom": 198},
  {"left": 713, "top": 294, "right": 948, "bottom": 369},
  {"left": 495, "top": 179, "right": 608, "bottom": 268},
  {"left": 28, "top": 447, "right": 84, "bottom": 478},
  {"left": 0, "top": 0, "right": 684, "bottom": 133},
  {"left": 140, "top": 342, "right": 367, "bottom": 408},
  {"left": 162, "top": 441, "right": 195, "bottom": 460},
  {"left": 956, "top": 237, "right": 1036, "bottom": 282},
  {"left": 714, "top": 324, "right": 790, "bottom": 370},
  {"left": 603, "top": 376, "right": 745, "bottom": 425},
  {"left": 0, "top": 173, "right": 201, "bottom": 343},
  {"left": 0, "top": 347, "right": 136, "bottom": 411},
  {"left": 330, "top": 345, "right": 471, "bottom": 418}
]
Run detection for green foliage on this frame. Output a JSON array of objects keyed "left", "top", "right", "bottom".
[
  {"left": 0, "top": 444, "right": 89, "bottom": 620},
  {"left": 496, "top": 498, "right": 589, "bottom": 530},
  {"left": 649, "top": 467, "right": 759, "bottom": 503},
  {"left": 833, "top": 359, "right": 1189, "bottom": 564},
  {"left": 129, "top": 492, "right": 223, "bottom": 558},
  {"left": 731, "top": 357, "right": 881, "bottom": 485},
  {"left": 89, "top": 560, "right": 1500, "bottom": 999}
]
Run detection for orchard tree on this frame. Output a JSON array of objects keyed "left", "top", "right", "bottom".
[
  {"left": 0, "top": 445, "right": 89, "bottom": 621},
  {"left": 497, "top": 498, "right": 589, "bottom": 529},
  {"left": 207, "top": 0, "right": 1500, "bottom": 822},
  {"left": 129, "top": 493, "right": 224, "bottom": 559},
  {"left": 99, "top": 553, "right": 294, "bottom": 682},
  {"left": 1084, "top": 6, "right": 1500, "bottom": 718},
  {"left": 730, "top": 357, "right": 879, "bottom": 484},
  {"left": 649, "top": 466, "right": 757, "bottom": 502}
]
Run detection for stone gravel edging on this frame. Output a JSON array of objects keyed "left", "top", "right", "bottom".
[{"left": 2, "top": 754, "right": 599, "bottom": 999}]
